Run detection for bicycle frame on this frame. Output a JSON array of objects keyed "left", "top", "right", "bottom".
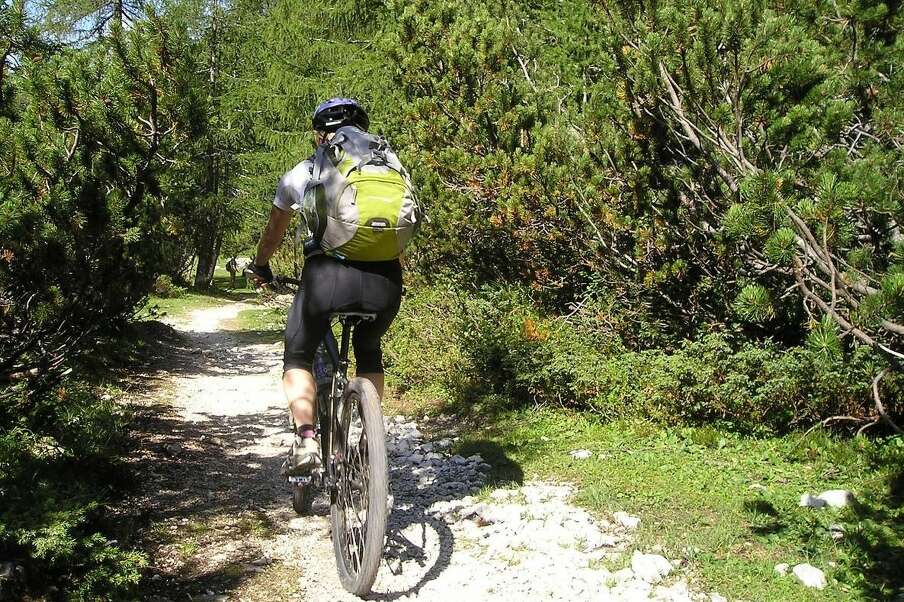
[
  {"left": 316, "top": 314, "right": 362, "bottom": 493},
  {"left": 275, "top": 274, "right": 373, "bottom": 494},
  {"left": 317, "top": 319, "right": 352, "bottom": 493}
]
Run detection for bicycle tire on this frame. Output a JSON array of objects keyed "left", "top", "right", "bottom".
[
  {"left": 329, "top": 377, "right": 388, "bottom": 596},
  {"left": 292, "top": 483, "right": 314, "bottom": 515}
]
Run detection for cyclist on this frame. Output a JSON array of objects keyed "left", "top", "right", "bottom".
[{"left": 247, "top": 98, "right": 414, "bottom": 476}]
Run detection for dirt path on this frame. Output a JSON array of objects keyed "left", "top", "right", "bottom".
[{"left": 134, "top": 301, "right": 723, "bottom": 602}]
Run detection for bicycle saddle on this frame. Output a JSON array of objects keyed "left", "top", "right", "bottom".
[{"left": 334, "top": 311, "right": 377, "bottom": 322}]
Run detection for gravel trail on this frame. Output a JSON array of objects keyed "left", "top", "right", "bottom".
[{"left": 134, "top": 301, "right": 724, "bottom": 602}]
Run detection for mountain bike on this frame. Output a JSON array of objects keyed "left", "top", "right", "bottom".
[{"left": 271, "top": 275, "right": 389, "bottom": 596}]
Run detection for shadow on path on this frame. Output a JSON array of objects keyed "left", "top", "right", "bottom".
[{"left": 128, "top": 313, "right": 524, "bottom": 601}]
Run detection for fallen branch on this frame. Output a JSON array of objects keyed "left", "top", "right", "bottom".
[{"left": 872, "top": 369, "right": 903, "bottom": 435}]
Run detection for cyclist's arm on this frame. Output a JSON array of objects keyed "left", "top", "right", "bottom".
[
  {"left": 255, "top": 162, "right": 310, "bottom": 267},
  {"left": 254, "top": 205, "right": 292, "bottom": 266}
]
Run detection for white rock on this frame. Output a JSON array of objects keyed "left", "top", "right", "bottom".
[
  {"left": 611, "top": 567, "right": 635, "bottom": 584},
  {"left": 458, "top": 502, "right": 488, "bottom": 519},
  {"left": 631, "top": 551, "right": 673, "bottom": 583},
  {"left": 478, "top": 504, "right": 523, "bottom": 525},
  {"left": 611, "top": 576, "right": 652, "bottom": 598},
  {"left": 709, "top": 594, "right": 727, "bottom": 602},
  {"left": 828, "top": 523, "right": 845, "bottom": 540},
  {"left": 774, "top": 562, "right": 789, "bottom": 575},
  {"left": 799, "top": 493, "right": 827, "bottom": 508},
  {"left": 652, "top": 580, "right": 692, "bottom": 602},
  {"left": 817, "top": 489, "right": 853, "bottom": 508},
  {"left": 584, "top": 530, "right": 617, "bottom": 550},
  {"left": 792, "top": 563, "right": 827, "bottom": 589},
  {"left": 613, "top": 511, "right": 641, "bottom": 529},
  {"left": 569, "top": 449, "right": 593, "bottom": 460},
  {"left": 544, "top": 523, "right": 577, "bottom": 546}
]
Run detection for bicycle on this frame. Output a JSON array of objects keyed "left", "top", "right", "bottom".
[{"left": 247, "top": 270, "right": 389, "bottom": 596}]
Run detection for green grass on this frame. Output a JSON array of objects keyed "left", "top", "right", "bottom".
[
  {"left": 229, "top": 306, "right": 286, "bottom": 332},
  {"left": 223, "top": 306, "right": 286, "bottom": 344},
  {"left": 142, "top": 265, "right": 258, "bottom": 321},
  {"left": 453, "top": 408, "right": 904, "bottom": 601}
]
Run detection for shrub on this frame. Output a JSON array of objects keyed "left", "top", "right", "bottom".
[
  {"left": 152, "top": 274, "right": 186, "bottom": 298},
  {"left": 386, "top": 284, "right": 898, "bottom": 434},
  {"left": 384, "top": 283, "right": 470, "bottom": 404},
  {"left": 0, "top": 382, "right": 146, "bottom": 599}
]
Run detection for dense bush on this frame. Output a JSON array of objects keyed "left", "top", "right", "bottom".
[
  {"left": 386, "top": 285, "right": 898, "bottom": 434},
  {"left": 0, "top": 14, "right": 184, "bottom": 599},
  {"left": 385, "top": 0, "right": 904, "bottom": 360},
  {"left": 0, "top": 382, "right": 146, "bottom": 599}
]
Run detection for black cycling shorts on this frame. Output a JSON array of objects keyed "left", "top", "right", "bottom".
[{"left": 283, "top": 254, "right": 402, "bottom": 374}]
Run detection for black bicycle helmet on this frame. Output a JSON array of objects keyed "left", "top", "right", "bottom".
[{"left": 311, "top": 97, "right": 370, "bottom": 133}]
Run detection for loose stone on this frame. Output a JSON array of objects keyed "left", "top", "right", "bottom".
[
  {"left": 792, "top": 563, "right": 827, "bottom": 589},
  {"left": 630, "top": 551, "right": 673, "bottom": 583},
  {"left": 818, "top": 489, "right": 853, "bottom": 508},
  {"left": 613, "top": 511, "right": 641, "bottom": 529},
  {"left": 799, "top": 493, "right": 827, "bottom": 508}
]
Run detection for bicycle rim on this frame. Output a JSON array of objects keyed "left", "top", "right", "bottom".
[{"left": 329, "top": 378, "right": 388, "bottom": 596}]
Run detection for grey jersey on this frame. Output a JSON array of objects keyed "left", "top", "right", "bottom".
[{"left": 273, "top": 158, "right": 314, "bottom": 213}]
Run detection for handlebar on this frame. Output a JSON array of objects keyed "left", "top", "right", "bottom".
[
  {"left": 243, "top": 265, "right": 300, "bottom": 291},
  {"left": 275, "top": 275, "right": 301, "bottom": 287}
]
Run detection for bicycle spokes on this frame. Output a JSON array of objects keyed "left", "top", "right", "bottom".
[
  {"left": 328, "top": 373, "right": 387, "bottom": 595},
  {"left": 338, "top": 399, "right": 370, "bottom": 574}
]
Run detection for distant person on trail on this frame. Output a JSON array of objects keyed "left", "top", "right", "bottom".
[
  {"left": 246, "top": 97, "right": 422, "bottom": 476},
  {"left": 225, "top": 256, "right": 239, "bottom": 288}
]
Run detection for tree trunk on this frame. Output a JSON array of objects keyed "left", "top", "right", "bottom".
[{"left": 193, "top": 235, "right": 222, "bottom": 289}]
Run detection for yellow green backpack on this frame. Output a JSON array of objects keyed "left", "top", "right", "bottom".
[{"left": 303, "top": 126, "right": 423, "bottom": 261}]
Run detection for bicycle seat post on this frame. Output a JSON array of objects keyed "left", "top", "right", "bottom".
[
  {"left": 333, "top": 312, "right": 377, "bottom": 378},
  {"left": 337, "top": 316, "right": 354, "bottom": 377}
]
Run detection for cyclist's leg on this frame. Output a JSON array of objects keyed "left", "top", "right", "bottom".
[
  {"left": 353, "top": 319, "right": 396, "bottom": 397},
  {"left": 283, "top": 283, "right": 331, "bottom": 428},
  {"left": 352, "top": 268, "right": 403, "bottom": 397},
  {"left": 283, "top": 369, "right": 316, "bottom": 426}
]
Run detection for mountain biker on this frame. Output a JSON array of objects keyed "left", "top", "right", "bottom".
[{"left": 247, "top": 98, "right": 414, "bottom": 476}]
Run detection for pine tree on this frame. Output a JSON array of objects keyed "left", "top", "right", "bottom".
[{"left": 42, "top": 0, "right": 149, "bottom": 39}]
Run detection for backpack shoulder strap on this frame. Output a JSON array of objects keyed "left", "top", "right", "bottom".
[{"left": 312, "top": 143, "right": 329, "bottom": 182}]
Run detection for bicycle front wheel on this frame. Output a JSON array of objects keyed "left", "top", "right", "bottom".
[{"left": 329, "top": 377, "right": 388, "bottom": 596}]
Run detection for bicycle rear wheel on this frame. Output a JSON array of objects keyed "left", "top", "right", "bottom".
[
  {"left": 292, "top": 483, "right": 314, "bottom": 515},
  {"left": 329, "top": 377, "right": 388, "bottom": 596}
]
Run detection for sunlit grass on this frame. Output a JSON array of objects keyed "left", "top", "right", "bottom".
[{"left": 449, "top": 408, "right": 904, "bottom": 601}]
